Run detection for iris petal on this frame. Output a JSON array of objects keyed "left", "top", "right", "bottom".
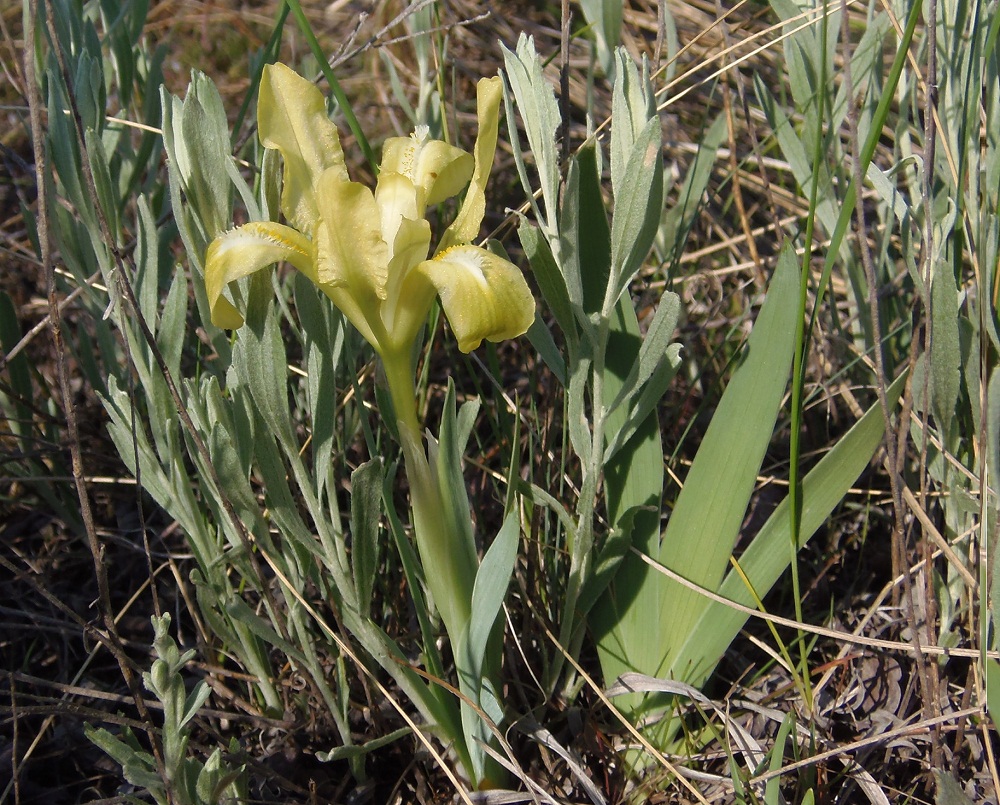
[
  {"left": 375, "top": 171, "right": 422, "bottom": 260},
  {"left": 258, "top": 63, "right": 349, "bottom": 232},
  {"left": 314, "top": 169, "right": 389, "bottom": 301},
  {"left": 409, "top": 245, "right": 535, "bottom": 353},
  {"left": 439, "top": 77, "right": 503, "bottom": 252},
  {"left": 381, "top": 131, "right": 474, "bottom": 210},
  {"left": 205, "top": 221, "right": 313, "bottom": 329}
]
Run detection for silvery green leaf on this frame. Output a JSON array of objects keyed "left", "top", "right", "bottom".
[
  {"left": 567, "top": 356, "right": 593, "bottom": 465},
  {"left": 930, "top": 257, "right": 961, "bottom": 434},
  {"left": 456, "top": 397, "right": 481, "bottom": 455},
  {"left": 603, "top": 342, "right": 682, "bottom": 464},
  {"left": 609, "top": 118, "right": 663, "bottom": 307},
  {"left": 866, "top": 160, "right": 915, "bottom": 224},
  {"left": 754, "top": 75, "right": 842, "bottom": 250},
  {"left": 558, "top": 147, "right": 591, "bottom": 313},
  {"left": 233, "top": 275, "right": 296, "bottom": 452},
  {"left": 85, "top": 126, "right": 119, "bottom": 237},
  {"left": 611, "top": 49, "right": 654, "bottom": 201},
  {"left": 179, "top": 71, "right": 235, "bottom": 239},
  {"left": 351, "top": 459, "right": 384, "bottom": 614},
  {"left": 657, "top": 114, "right": 723, "bottom": 263},
  {"left": 933, "top": 771, "right": 977, "bottom": 805},
  {"left": 315, "top": 727, "right": 413, "bottom": 762},
  {"left": 501, "top": 35, "right": 562, "bottom": 237},
  {"left": 195, "top": 749, "right": 239, "bottom": 804},
  {"left": 578, "top": 0, "right": 623, "bottom": 76},
  {"left": 606, "top": 290, "right": 681, "bottom": 416},
  {"left": 159, "top": 267, "right": 188, "bottom": 384},
  {"left": 526, "top": 314, "right": 566, "bottom": 385},
  {"left": 180, "top": 681, "right": 212, "bottom": 730},
  {"left": 133, "top": 197, "right": 160, "bottom": 327},
  {"left": 225, "top": 596, "right": 308, "bottom": 665}
]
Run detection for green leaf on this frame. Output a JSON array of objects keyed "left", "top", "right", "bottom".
[
  {"left": 0, "top": 292, "right": 33, "bottom": 448},
  {"left": 591, "top": 295, "right": 665, "bottom": 693},
  {"left": 466, "top": 511, "right": 520, "bottom": 677},
  {"left": 500, "top": 35, "right": 562, "bottom": 235},
  {"left": 561, "top": 140, "right": 612, "bottom": 319},
  {"left": 519, "top": 219, "right": 575, "bottom": 347},
  {"left": 987, "top": 660, "right": 1000, "bottom": 731},
  {"left": 670, "top": 370, "right": 908, "bottom": 692},
  {"left": 652, "top": 246, "right": 800, "bottom": 680},
  {"left": 766, "top": 714, "right": 795, "bottom": 805},
  {"left": 988, "top": 368, "right": 1000, "bottom": 511},
  {"left": 609, "top": 118, "right": 663, "bottom": 308},
  {"left": 611, "top": 49, "right": 655, "bottom": 202},
  {"left": 351, "top": 459, "right": 384, "bottom": 614},
  {"left": 576, "top": 506, "right": 636, "bottom": 618},
  {"left": 930, "top": 258, "right": 961, "bottom": 431},
  {"left": 432, "top": 380, "right": 481, "bottom": 629},
  {"left": 381, "top": 465, "right": 445, "bottom": 680}
]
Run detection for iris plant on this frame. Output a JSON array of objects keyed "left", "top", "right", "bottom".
[{"left": 204, "top": 64, "right": 533, "bottom": 766}]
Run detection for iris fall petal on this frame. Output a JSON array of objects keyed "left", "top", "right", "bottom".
[
  {"left": 410, "top": 245, "right": 536, "bottom": 353},
  {"left": 205, "top": 221, "right": 313, "bottom": 329}
]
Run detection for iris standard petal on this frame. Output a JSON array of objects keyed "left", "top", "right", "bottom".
[
  {"left": 374, "top": 171, "right": 422, "bottom": 260},
  {"left": 205, "top": 221, "right": 314, "bottom": 329},
  {"left": 438, "top": 77, "right": 503, "bottom": 252},
  {"left": 381, "top": 214, "right": 433, "bottom": 342},
  {"left": 381, "top": 130, "right": 474, "bottom": 209},
  {"left": 410, "top": 245, "right": 535, "bottom": 353},
  {"left": 258, "top": 63, "right": 349, "bottom": 232},
  {"left": 314, "top": 168, "right": 389, "bottom": 301}
]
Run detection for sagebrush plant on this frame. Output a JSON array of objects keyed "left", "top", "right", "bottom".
[{"left": 6, "top": 0, "right": 996, "bottom": 800}]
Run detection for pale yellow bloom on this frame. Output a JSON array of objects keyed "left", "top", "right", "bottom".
[{"left": 205, "top": 63, "right": 534, "bottom": 355}]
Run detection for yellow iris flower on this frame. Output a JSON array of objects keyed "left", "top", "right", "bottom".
[
  {"left": 204, "top": 70, "right": 532, "bottom": 733},
  {"left": 204, "top": 62, "right": 534, "bottom": 359}
]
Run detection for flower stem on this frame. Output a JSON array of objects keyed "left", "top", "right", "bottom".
[{"left": 381, "top": 350, "right": 475, "bottom": 645}]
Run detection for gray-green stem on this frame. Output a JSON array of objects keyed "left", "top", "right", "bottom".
[{"left": 381, "top": 349, "right": 477, "bottom": 658}]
